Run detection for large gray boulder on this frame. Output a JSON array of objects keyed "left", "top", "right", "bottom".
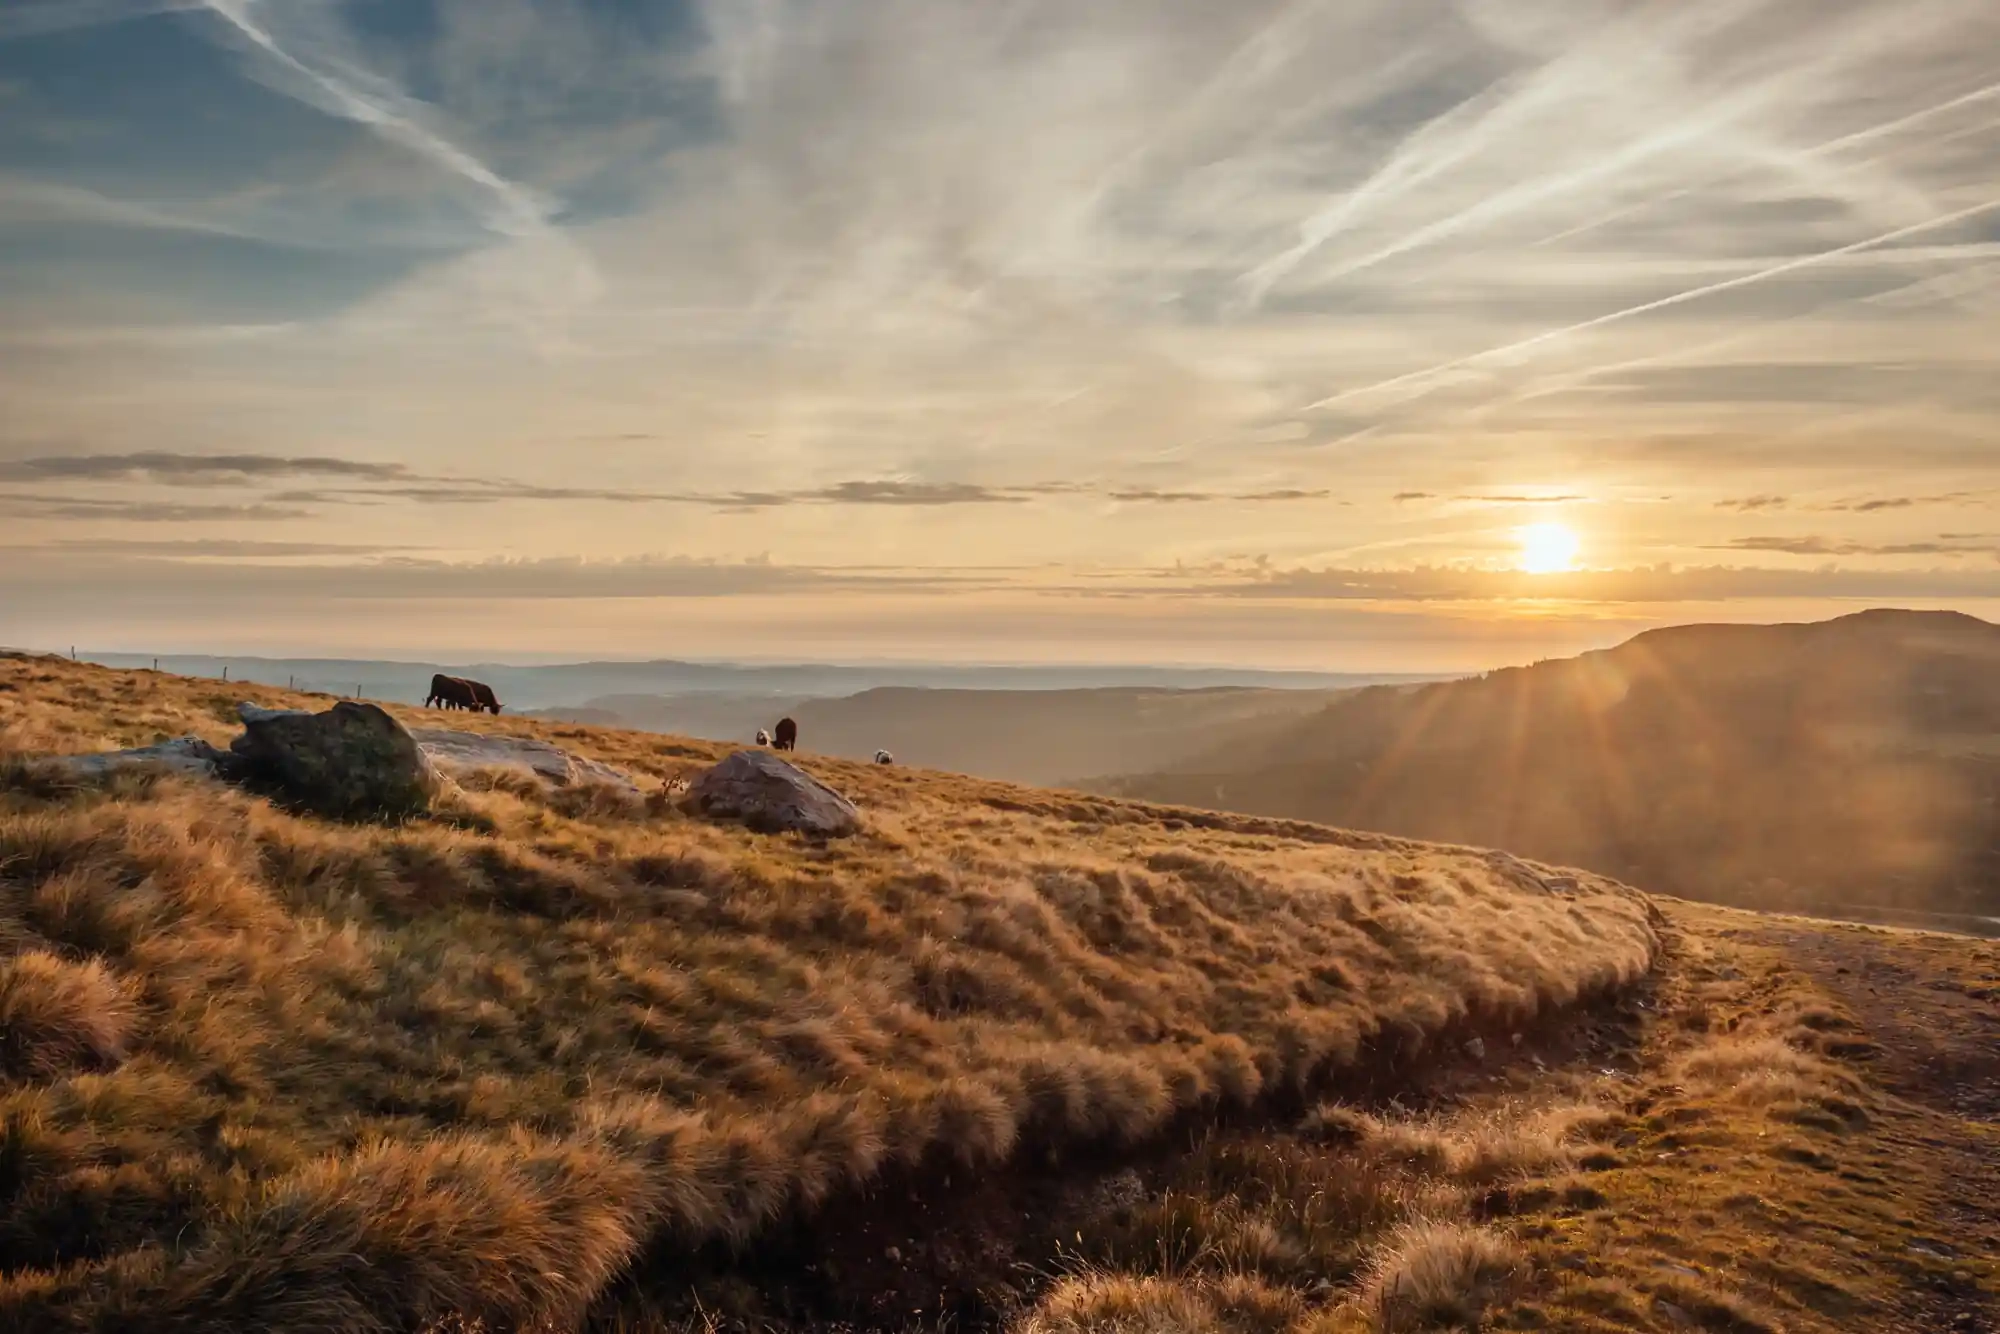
[
  {"left": 230, "top": 701, "right": 440, "bottom": 819},
  {"left": 683, "top": 750, "right": 860, "bottom": 837},
  {"left": 410, "top": 728, "right": 640, "bottom": 795},
  {"left": 48, "top": 736, "right": 227, "bottom": 779}
]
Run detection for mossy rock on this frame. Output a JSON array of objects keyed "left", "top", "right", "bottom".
[{"left": 229, "top": 701, "right": 439, "bottom": 820}]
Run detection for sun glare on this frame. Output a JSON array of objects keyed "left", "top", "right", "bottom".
[{"left": 1517, "top": 522, "right": 1581, "bottom": 574}]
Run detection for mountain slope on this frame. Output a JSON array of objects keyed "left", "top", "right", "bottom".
[
  {"left": 782, "top": 685, "right": 1358, "bottom": 785},
  {"left": 0, "top": 654, "right": 1655, "bottom": 1331},
  {"left": 1100, "top": 609, "right": 2000, "bottom": 918}
]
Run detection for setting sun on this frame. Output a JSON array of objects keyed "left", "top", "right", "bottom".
[{"left": 1517, "top": 522, "right": 1582, "bottom": 574}]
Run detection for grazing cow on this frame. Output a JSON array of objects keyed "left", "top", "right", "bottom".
[
  {"left": 755, "top": 729, "right": 771, "bottom": 746},
  {"left": 426, "top": 674, "right": 477, "bottom": 711},
  {"left": 773, "top": 717, "right": 798, "bottom": 751},
  {"left": 874, "top": 749, "right": 894, "bottom": 765},
  {"left": 425, "top": 674, "right": 502, "bottom": 715}
]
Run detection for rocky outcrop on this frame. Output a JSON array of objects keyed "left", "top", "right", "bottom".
[
  {"left": 47, "top": 736, "right": 227, "bottom": 779},
  {"left": 40, "top": 704, "right": 647, "bottom": 815},
  {"left": 683, "top": 750, "right": 861, "bottom": 837},
  {"left": 409, "top": 729, "right": 640, "bottom": 795},
  {"left": 230, "top": 702, "right": 440, "bottom": 820}
]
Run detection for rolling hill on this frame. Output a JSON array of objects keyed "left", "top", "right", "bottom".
[
  {"left": 2, "top": 652, "right": 1994, "bottom": 1333},
  {"left": 1099, "top": 609, "right": 2000, "bottom": 920}
]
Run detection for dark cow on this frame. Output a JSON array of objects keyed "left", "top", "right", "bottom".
[
  {"left": 426, "top": 674, "right": 502, "bottom": 714},
  {"left": 426, "top": 674, "right": 474, "bottom": 710},
  {"left": 772, "top": 717, "right": 798, "bottom": 751}
]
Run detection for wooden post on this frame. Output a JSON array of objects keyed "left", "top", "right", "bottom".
[{"left": 222, "top": 667, "right": 228, "bottom": 682}]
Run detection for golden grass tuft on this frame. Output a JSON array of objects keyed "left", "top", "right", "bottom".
[
  {"left": 0, "top": 655, "right": 1662, "bottom": 1326},
  {"left": 1356, "top": 1221, "right": 1521, "bottom": 1333},
  {"left": 1019, "top": 1271, "right": 1307, "bottom": 1334},
  {"left": 0, "top": 951, "right": 136, "bottom": 1078}
]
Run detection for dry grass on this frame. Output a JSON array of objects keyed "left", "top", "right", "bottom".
[
  {"left": 1357, "top": 1221, "right": 1523, "bottom": 1333},
  {"left": 0, "top": 654, "right": 1659, "bottom": 1329}
]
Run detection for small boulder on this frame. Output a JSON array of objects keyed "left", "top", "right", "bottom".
[
  {"left": 683, "top": 750, "right": 860, "bottom": 837},
  {"left": 230, "top": 701, "right": 439, "bottom": 820}
]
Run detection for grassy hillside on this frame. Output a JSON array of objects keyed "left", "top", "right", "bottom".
[
  {"left": 1101, "top": 609, "right": 2000, "bottom": 919},
  {"left": 0, "top": 655, "right": 1656, "bottom": 1331},
  {"left": 536, "top": 685, "right": 1360, "bottom": 787},
  {"left": 785, "top": 686, "right": 1355, "bottom": 785}
]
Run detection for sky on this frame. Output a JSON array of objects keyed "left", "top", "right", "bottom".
[{"left": 1, "top": 0, "right": 1997, "bottom": 671}]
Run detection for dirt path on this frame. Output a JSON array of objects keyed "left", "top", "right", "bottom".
[{"left": 1742, "top": 918, "right": 2000, "bottom": 1331}]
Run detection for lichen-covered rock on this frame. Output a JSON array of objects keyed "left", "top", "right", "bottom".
[
  {"left": 229, "top": 701, "right": 439, "bottom": 820},
  {"left": 410, "top": 728, "right": 640, "bottom": 795},
  {"left": 683, "top": 750, "right": 861, "bottom": 837},
  {"left": 49, "top": 736, "right": 227, "bottom": 779}
]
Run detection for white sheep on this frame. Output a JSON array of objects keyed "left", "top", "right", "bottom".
[
  {"left": 874, "top": 749, "right": 894, "bottom": 765},
  {"left": 755, "top": 729, "right": 771, "bottom": 746}
]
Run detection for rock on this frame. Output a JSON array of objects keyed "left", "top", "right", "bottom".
[
  {"left": 683, "top": 750, "right": 861, "bottom": 837},
  {"left": 1463, "top": 1037, "right": 1486, "bottom": 1061},
  {"left": 410, "top": 728, "right": 640, "bottom": 795},
  {"left": 230, "top": 701, "right": 440, "bottom": 820},
  {"left": 50, "top": 736, "right": 227, "bottom": 778}
]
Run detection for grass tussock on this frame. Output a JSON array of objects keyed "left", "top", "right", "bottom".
[
  {"left": 0, "top": 952, "right": 136, "bottom": 1079},
  {"left": 1357, "top": 1221, "right": 1522, "bottom": 1333},
  {"left": 0, "top": 655, "right": 1660, "bottom": 1327}
]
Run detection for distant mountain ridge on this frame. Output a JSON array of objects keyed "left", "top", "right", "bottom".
[
  {"left": 1098, "top": 609, "right": 2000, "bottom": 917},
  {"left": 77, "top": 652, "right": 1432, "bottom": 713}
]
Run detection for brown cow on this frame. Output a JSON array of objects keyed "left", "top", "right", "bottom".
[
  {"left": 773, "top": 717, "right": 798, "bottom": 751},
  {"left": 426, "top": 674, "right": 502, "bottom": 714},
  {"left": 426, "top": 674, "right": 476, "bottom": 710}
]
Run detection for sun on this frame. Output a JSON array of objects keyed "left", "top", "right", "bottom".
[{"left": 1516, "top": 522, "right": 1581, "bottom": 574}]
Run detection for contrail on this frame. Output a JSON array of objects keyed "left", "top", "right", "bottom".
[
  {"left": 1537, "top": 76, "right": 2000, "bottom": 248},
  {"left": 197, "top": 0, "right": 547, "bottom": 240},
  {"left": 1303, "top": 194, "right": 2000, "bottom": 412},
  {"left": 0, "top": 0, "right": 204, "bottom": 40}
]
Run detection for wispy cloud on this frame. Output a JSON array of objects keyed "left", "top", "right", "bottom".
[
  {"left": 0, "top": 493, "right": 314, "bottom": 522},
  {"left": 1708, "top": 535, "right": 1997, "bottom": 556},
  {"left": 0, "top": 452, "right": 409, "bottom": 483}
]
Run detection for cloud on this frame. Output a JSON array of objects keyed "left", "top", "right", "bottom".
[
  {"left": 800, "top": 481, "right": 1043, "bottom": 507},
  {"left": 0, "top": 493, "right": 314, "bottom": 522},
  {"left": 1813, "top": 492, "right": 1986, "bottom": 512},
  {"left": 1452, "top": 493, "right": 1590, "bottom": 505},
  {"left": 27, "top": 538, "right": 418, "bottom": 557},
  {"left": 1716, "top": 495, "right": 1789, "bottom": 511},
  {"left": 0, "top": 452, "right": 410, "bottom": 483},
  {"left": 1707, "top": 535, "right": 1996, "bottom": 557},
  {"left": 1392, "top": 492, "right": 1435, "bottom": 503},
  {"left": 0, "top": 1, "right": 204, "bottom": 41},
  {"left": 0, "top": 551, "right": 989, "bottom": 601},
  {"left": 1187, "top": 562, "right": 2000, "bottom": 604},
  {"left": 1107, "top": 488, "right": 1333, "bottom": 504}
]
